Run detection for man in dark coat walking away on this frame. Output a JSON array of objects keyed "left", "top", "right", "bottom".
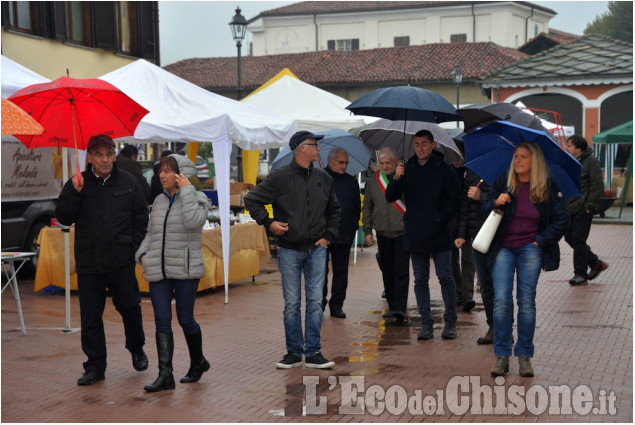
[
  {"left": 322, "top": 147, "right": 361, "bottom": 319},
  {"left": 564, "top": 134, "right": 608, "bottom": 285},
  {"left": 56, "top": 135, "right": 149, "bottom": 386},
  {"left": 386, "top": 130, "right": 461, "bottom": 341}
]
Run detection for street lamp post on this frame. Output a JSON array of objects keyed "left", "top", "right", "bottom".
[
  {"left": 229, "top": 6, "right": 248, "bottom": 182},
  {"left": 450, "top": 64, "right": 463, "bottom": 126}
]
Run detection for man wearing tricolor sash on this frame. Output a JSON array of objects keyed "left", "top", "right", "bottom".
[{"left": 362, "top": 147, "right": 409, "bottom": 324}]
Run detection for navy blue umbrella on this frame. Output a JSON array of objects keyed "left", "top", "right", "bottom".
[
  {"left": 346, "top": 86, "right": 460, "bottom": 123},
  {"left": 270, "top": 129, "right": 373, "bottom": 176},
  {"left": 463, "top": 121, "right": 582, "bottom": 198}
]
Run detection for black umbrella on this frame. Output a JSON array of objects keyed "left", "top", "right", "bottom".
[
  {"left": 458, "top": 102, "right": 548, "bottom": 134},
  {"left": 347, "top": 86, "right": 460, "bottom": 123},
  {"left": 346, "top": 86, "right": 460, "bottom": 158}
]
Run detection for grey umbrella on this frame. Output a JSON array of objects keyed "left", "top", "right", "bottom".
[{"left": 458, "top": 102, "right": 549, "bottom": 134}]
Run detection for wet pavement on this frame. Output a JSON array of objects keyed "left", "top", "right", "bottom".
[{"left": 1, "top": 218, "right": 632, "bottom": 423}]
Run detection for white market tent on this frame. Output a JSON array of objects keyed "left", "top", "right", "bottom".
[
  {"left": 1, "top": 55, "right": 78, "bottom": 332},
  {"left": 100, "top": 59, "right": 297, "bottom": 303},
  {"left": 242, "top": 74, "right": 374, "bottom": 132},
  {"left": 1, "top": 56, "right": 50, "bottom": 98}
]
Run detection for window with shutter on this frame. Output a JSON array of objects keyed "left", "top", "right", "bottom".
[
  {"left": 94, "top": 1, "right": 117, "bottom": 51},
  {"left": 450, "top": 34, "right": 467, "bottom": 43},
  {"left": 394, "top": 36, "right": 410, "bottom": 47},
  {"left": 327, "top": 40, "right": 335, "bottom": 50},
  {"left": 137, "top": 1, "right": 157, "bottom": 61},
  {"left": 67, "top": 2, "right": 91, "bottom": 46},
  {"left": 5, "top": 1, "right": 42, "bottom": 35},
  {"left": 117, "top": 1, "right": 138, "bottom": 55},
  {"left": 53, "top": 2, "right": 68, "bottom": 41},
  {"left": 352, "top": 38, "right": 359, "bottom": 50}
]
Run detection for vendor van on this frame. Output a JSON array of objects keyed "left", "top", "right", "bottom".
[{"left": 1, "top": 140, "right": 65, "bottom": 277}]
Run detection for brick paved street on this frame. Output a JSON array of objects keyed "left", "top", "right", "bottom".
[{"left": 2, "top": 221, "right": 632, "bottom": 423}]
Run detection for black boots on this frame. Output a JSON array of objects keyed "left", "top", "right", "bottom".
[
  {"left": 180, "top": 330, "right": 210, "bottom": 383},
  {"left": 144, "top": 332, "right": 175, "bottom": 392}
]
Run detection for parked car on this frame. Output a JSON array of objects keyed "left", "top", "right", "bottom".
[{"left": 196, "top": 156, "right": 210, "bottom": 180}]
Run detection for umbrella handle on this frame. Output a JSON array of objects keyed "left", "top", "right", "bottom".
[
  {"left": 69, "top": 90, "right": 82, "bottom": 187},
  {"left": 75, "top": 161, "right": 82, "bottom": 187}
]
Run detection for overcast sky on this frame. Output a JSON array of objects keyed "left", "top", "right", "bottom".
[{"left": 158, "top": 1, "right": 611, "bottom": 66}]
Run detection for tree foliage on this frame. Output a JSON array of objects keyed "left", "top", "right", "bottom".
[
  {"left": 584, "top": 1, "right": 633, "bottom": 42},
  {"left": 198, "top": 142, "right": 213, "bottom": 159}
]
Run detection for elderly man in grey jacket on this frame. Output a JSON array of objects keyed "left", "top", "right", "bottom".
[{"left": 363, "top": 147, "right": 409, "bottom": 324}]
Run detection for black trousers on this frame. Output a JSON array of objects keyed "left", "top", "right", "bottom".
[
  {"left": 472, "top": 243, "right": 494, "bottom": 328},
  {"left": 452, "top": 238, "right": 475, "bottom": 303},
  {"left": 564, "top": 209, "right": 599, "bottom": 278},
  {"left": 377, "top": 235, "right": 410, "bottom": 314},
  {"left": 77, "top": 264, "right": 145, "bottom": 374},
  {"left": 323, "top": 243, "right": 352, "bottom": 309}
]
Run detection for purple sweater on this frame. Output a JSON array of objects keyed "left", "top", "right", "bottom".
[{"left": 502, "top": 183, "right": 539, "bottom": 248}]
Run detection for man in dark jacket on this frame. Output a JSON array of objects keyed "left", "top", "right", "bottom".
[
  {"left": 322, "top": 147, "right": 360, "bottom": 319},
  {"left": 116, "top": 144, "right": 150, "bottom": 203},
  {"left": 564, "top": 135, "right": 608, "bottom": 285},
  {"left": 386, "top": 130, "right": 461, "bottom": 341},
  {"left": 454, "top": 169, "right": 494, "bottom": 344},
  {"left": 56, "top": 135, "right": 149, "bottom": 386},
  {"left": 244, "top": 131, "right": 340, "bottom": 370}
]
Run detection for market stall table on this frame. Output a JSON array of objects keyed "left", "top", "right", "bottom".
[
  {"left": 2, "top": 252, "right": 35, "bottom": 335},
  {"left": 34, "top": 222, "right": 270, "bottom": 293}
]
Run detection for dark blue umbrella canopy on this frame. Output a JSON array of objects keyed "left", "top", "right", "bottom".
[
  {"left": 346, "top": 86, "right": 460, "bottom": 123},
  {"left": 463, "top": 121, "right": 582, "bottom": 198}
]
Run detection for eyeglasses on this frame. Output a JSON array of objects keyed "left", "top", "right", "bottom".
[
  {"left": 91, "top": 151, "right": 116, "bottom": 158},
  {"left": 302, "top": 143, "right": 319, "bottom": 147}
]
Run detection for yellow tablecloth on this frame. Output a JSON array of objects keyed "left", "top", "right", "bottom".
[{"left": 34, "top": 222, "right": 271, "bottom": 292}]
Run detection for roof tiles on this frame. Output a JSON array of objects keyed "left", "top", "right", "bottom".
[
  {"left": 165, "top": 42, "right": 527, "bottom": 91},
  {"left": 483, "top": 35, "right": 633, "bottom": 82}
]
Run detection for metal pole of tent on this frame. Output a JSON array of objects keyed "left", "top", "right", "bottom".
[{"left": 62, "top": 147, "right": 71, "bottom": 333}]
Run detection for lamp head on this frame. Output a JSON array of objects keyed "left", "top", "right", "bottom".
[
  {"left": 229, "top": 6, "right": 248, "bottom": 42},
  {"left": 450, "top": 64, "right": 463, "bottom": 85}
]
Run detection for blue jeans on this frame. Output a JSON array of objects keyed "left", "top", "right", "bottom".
[
  {"left": 411, "top": 250, "right": 457, "bottom": 326},
  {"left": 277, "top": 246, "right": 327, "bottom": 357},
  {"left": 149, "top": 279, "right": 201, "bottom": 335},
  {"left": 492, "top": 243, "right": 542, "bottom": 357}
]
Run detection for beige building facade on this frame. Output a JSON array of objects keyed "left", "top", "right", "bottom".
[{"left": 249, "top": 2, "right": 554, "bottom": 56}]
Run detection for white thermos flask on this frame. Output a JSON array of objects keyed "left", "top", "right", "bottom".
[{"left": 472, "top": 208, "right": 504, "bottom": 254}]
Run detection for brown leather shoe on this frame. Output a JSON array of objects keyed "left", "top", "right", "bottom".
[
  {"left": 519, "top": 356, "right": 534, "bottom": 377},
  {"left": 490, "top": 356, "right": 509, "bottom": 376},
  {"left": 477, "top": 328, "right": 493, "bottom": 345}
]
